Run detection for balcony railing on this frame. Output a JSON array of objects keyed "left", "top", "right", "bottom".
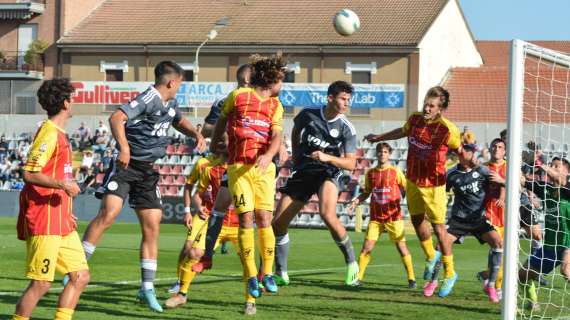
[
  {"left": 0, "top": 51, "right": 44, "bottom": 73},
  {"left": 0, "top": 0, "right": 45, "bottom": 19}
]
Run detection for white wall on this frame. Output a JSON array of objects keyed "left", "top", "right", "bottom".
[{"left": 417, "top": 0, "right": 482, "bottom": 110}]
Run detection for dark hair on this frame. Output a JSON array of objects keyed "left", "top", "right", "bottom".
[
  {"left": 37, "top": 78, "right": 75, "bottom": 116},
  {"left": 249, "top": 53, "right": 287, "bottom": 89},
  {"left": 500, "top": 129, "right": 507, "bottom": 139},
  {"left": 236, "top": 64, "right": 251, "bottom": 87},
  {"left": 154, "top": 60, "right": 184, "bottom": 85},
  {"left": 425, "top": 86, "right": 450, "bottom": 109},
  {"left": 376, "top": 142, "right": 392, "bottom": 153},
  {"left": 327, "top": 81, "right": 354, "bottom": 97},
  {"left": 490, "top": 138, "right": 505, "bottom": 148},
  {"left": 551, "top": 157, "right": 570, "bottom": 171}
]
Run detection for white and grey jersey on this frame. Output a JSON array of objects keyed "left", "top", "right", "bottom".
[
  {"left": 293, "top": 106, "right": 357, "bottom": 173},
  {"left": 446, "top": 165, "right": 491, "bottom": 221},
  {"left": 118, "top": 86, "right": 182, "bottom": 162}
]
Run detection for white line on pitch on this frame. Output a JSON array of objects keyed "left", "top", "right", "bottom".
[{"left": 0, "top": 263, "right": 394, "bottom": 296}]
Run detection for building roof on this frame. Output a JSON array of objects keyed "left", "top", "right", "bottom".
[
  {"left": 58, "top": 0, "right": 449, "bottom": 46},
  {"left": 444, "top": 41, "right": 570, "bottom": 123}
]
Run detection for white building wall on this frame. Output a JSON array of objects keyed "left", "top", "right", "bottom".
[{"left": 417, "top": 0, "right": 482, "bottom": 110}]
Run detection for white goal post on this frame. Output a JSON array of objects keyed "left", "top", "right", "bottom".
[{"left": 503, "top": 40, "right": 570, "bottom": 320}]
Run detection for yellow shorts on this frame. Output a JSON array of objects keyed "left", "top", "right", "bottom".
[
  {"left": 25, "top": 231, "right": 88, "bottom": 281},
  {"left": 495, "top": 226, "right": 504, "bottom": 239},
  {"left": 214, "top": 225, "right": 239, "bottom": 251},
  {"left": 365, "top": 220, "right": 406, "bottom": 242},
  {"left": 406, "top": 180, "right": 447, "bottom": 225},
  {"left": 227, "top": 163, "right": 276, "bottom": 214},
  {"left": 186, "top": 216, "right": 208, "bottom": 243}
]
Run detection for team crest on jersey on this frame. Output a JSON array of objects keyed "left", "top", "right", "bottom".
[
  {"left": 472, "top": 171, "right": 480, "bottom": 179},
  {"left": 330, "top": 128, "right": 339, "bottom": 138},
  {"left": 154, "top": 110, "right": 161, "bottom": 116},
  {"left": 107, "top": 181, "right": 118, "bottom": 191},
  {"left": 130, "top": 100, "right": 139, "bottom": 108},
  {"left": 168, "top": 108, "right": 176, "bottom": 117},
  {"left": 39, "top": 143, "right": 48, "bottom": 152}
]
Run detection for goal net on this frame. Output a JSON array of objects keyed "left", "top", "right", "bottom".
[{"left": 504, "top": 40, "right": 570, "bottom": 319}]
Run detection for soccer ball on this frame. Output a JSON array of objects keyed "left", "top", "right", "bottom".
[{"left": 333, "top": 9, "right": 361, "bottom": 36}]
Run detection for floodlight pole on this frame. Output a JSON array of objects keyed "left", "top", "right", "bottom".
[{"left": 193, "top": 29, "right": 217, "bottom": 118}]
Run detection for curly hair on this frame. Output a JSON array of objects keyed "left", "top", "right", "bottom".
[
  {"left": 249, "top": 53, "right": 287, "bottom": 89},
  {"left": 37, "top": 78, "right": 75, "bottom": 116},
  {"left": 424, "top": 86, "right": 450, "bottom": 109}
]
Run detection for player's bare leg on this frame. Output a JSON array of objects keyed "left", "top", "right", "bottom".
[
  {"left": 135, "top": 208, "right": 163, "bottom": 312},
  {"left": 272, "top": 194, "right": 305, "bottom": 285},
  {"left": 81, "top": 195, "right": 124, "bottom": 260},
  {"left": 395, "top": 241, "right": 416, "bottom": 288},
  {"left": 14, "top": 280, "right": 52, "bottom": 318},
  {"left": 318, "top": 180, "right": 358, "bottom": 286}
]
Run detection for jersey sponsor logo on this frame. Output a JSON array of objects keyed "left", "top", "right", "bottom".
[
  {"left": 243, "top": 116, "right": 270, "bottom": 128},
  {"left": 151, "top": 122, "right": 170, "bottom": 137},
  {"left": 307, "top": 134, "right": 330, "bottom": 149},
  {"left": 460, "top": 181, "right": 480, "bottom": 194},
  {"left": 329, "top": 128, "right": 339, "bottom": 138},
  {"left": 64, "top": 163, "right": 73, "bottom": 175},
  {"left": 409, "top": 136, "right": 432, "bottom": 150},
  {"left": 154, "top": 110, "right": 161, "bottom": 116}
]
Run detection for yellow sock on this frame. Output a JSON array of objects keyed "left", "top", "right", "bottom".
[
  {"left": 258, "top": 227, "right": 275, "bottom": 275},
  {"left": 496, "top": 263, "right": 504, "bottom": 289},
  {"left": 239, "top": 227, "right": 257, "bottom": 278},
  {"left": 54, "top": 307, "right": 74, "bottom": 320},
  {"left": 442, "top": 255, "right": 455, "bottom": 278},
  {"left": 420, "top": 238, "right": 436, "bottom": 261},
  {"left": 358, "top": 252, "right": 371, "bottom": 280},
  {"left": 179, "top": 257, "right": 199, "bottom": 294},
  {"left": 241, "top": 254, "right": 256, "bottom": 303},
  {"left": 401, "top": 254, "right": 415, "bottom": 281},
  {"left": 12, "top": 315, "right": 28, "bottom": 320}
]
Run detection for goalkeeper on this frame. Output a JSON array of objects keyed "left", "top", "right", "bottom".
[{"left": 519, "top": 157, "right": 570, "bottom": 309}]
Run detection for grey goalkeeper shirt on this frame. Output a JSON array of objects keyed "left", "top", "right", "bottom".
[{"left": 446, "top": 165, "right": 491, "bottom": 221}]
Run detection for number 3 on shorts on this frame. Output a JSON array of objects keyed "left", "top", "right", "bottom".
[{"left": 233, "top": 194, "right": 246, "bottom": 208}]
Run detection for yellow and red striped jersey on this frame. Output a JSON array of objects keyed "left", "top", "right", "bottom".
[
  {"left": 221, "top": 87, "right": 283, "bottom": 165},
  {"left": 402, "top": 112, "right": 461, "bottom": 187},
  {"left": 365, "top": 165, "right": 406, "bottom": 223},
  {"left": 485, "top": 160, "right": 507, "bottom": 227},
  {"left": 17, "top": 120, "right": 74, "bottom": 240},
  {"left": 186, "top": 154, "right": 220, "bottom": 185}
]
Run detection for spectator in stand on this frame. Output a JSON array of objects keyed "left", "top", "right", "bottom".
[
  {"left": 10, "top": 171, "right": 24, "bottom": 190},
  {"left": 72, "top": 121, "right": 92, "bottom": 151},
  {"left": 81, "top": 150, "right": 95, "bottom": 170},
  {"left": 0, "top": 135, "right": 8, "bottom": 161},
  {"left": 80, "top": 166, "right": 98, "bottom": 194},
  {"left": 18, "top": 138, "right": 31, "bottom": 159},
  {"left": 92, "top": 130, "right": 110, "bottom": 158},
  {"left": 94, "top": 120, "right": 109, "bottom": 137},
  {"left": 101, "top": 148, "right": 113, "bottom": 170},
  {"left": 0, "top": 157, "right": 11, "bottom": 182}
]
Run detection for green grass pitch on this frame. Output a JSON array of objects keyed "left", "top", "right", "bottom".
[{"left": 1, "top": 215, "right": 554, "bottom": 320}]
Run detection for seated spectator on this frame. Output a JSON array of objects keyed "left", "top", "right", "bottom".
[
  {"left": 10, "top": 171, "right": 24, "bottom": 190},
  {"left": 0, "top": 157, "right": 11, "bottom": 182},
  {"left": 94, "top": 120, "right": 109, "bottom": 138},
  {"left": 72, "top": 121, "right": 91, "bottom": 151},
  {"left": 101, "top": 148, "right": 113, "bottom": 170},
  {"left": 81, "top": 150, "right": 95, "bottom": 169},
  {"left": 80, "top": 166, "right": 98, "bottom": 194},
  {"left": 92, "top": 130, "right": 110, "bottom": 158},
  {"left": 0, "top": 135, "right": 8, "bottom": 161}
]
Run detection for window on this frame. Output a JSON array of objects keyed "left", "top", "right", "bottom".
[
  {"left": 184, "top": 70, "right": 194, "bottom": 82},
  {"left": 105, "top": 69, "right": 123, "bottom": 81},
  {"left": 351, "top": 71, "right": 371, "bottom": 84},
  {"left": 283, "top": 71, "right": 295, "bottom": 83}
]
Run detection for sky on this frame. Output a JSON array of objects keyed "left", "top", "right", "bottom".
[{"left": 458, "top": 0, "right": 570, "bottom": 40}]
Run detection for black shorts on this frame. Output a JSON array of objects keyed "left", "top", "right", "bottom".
[
  {"left": 447, "top": 216, "right": 496, "bottom": 244},
  {"left": 279, "top": 166, "right": 343, "bottom": 202},
  {"left": 520, "top": 205, "right": 539, "bottom": 228},
  {"left": 221, "top": 172, "right": 228, "bottom": 188},
  {"left": 96, "top": 158, "right": 162, "bottom": 209}
]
